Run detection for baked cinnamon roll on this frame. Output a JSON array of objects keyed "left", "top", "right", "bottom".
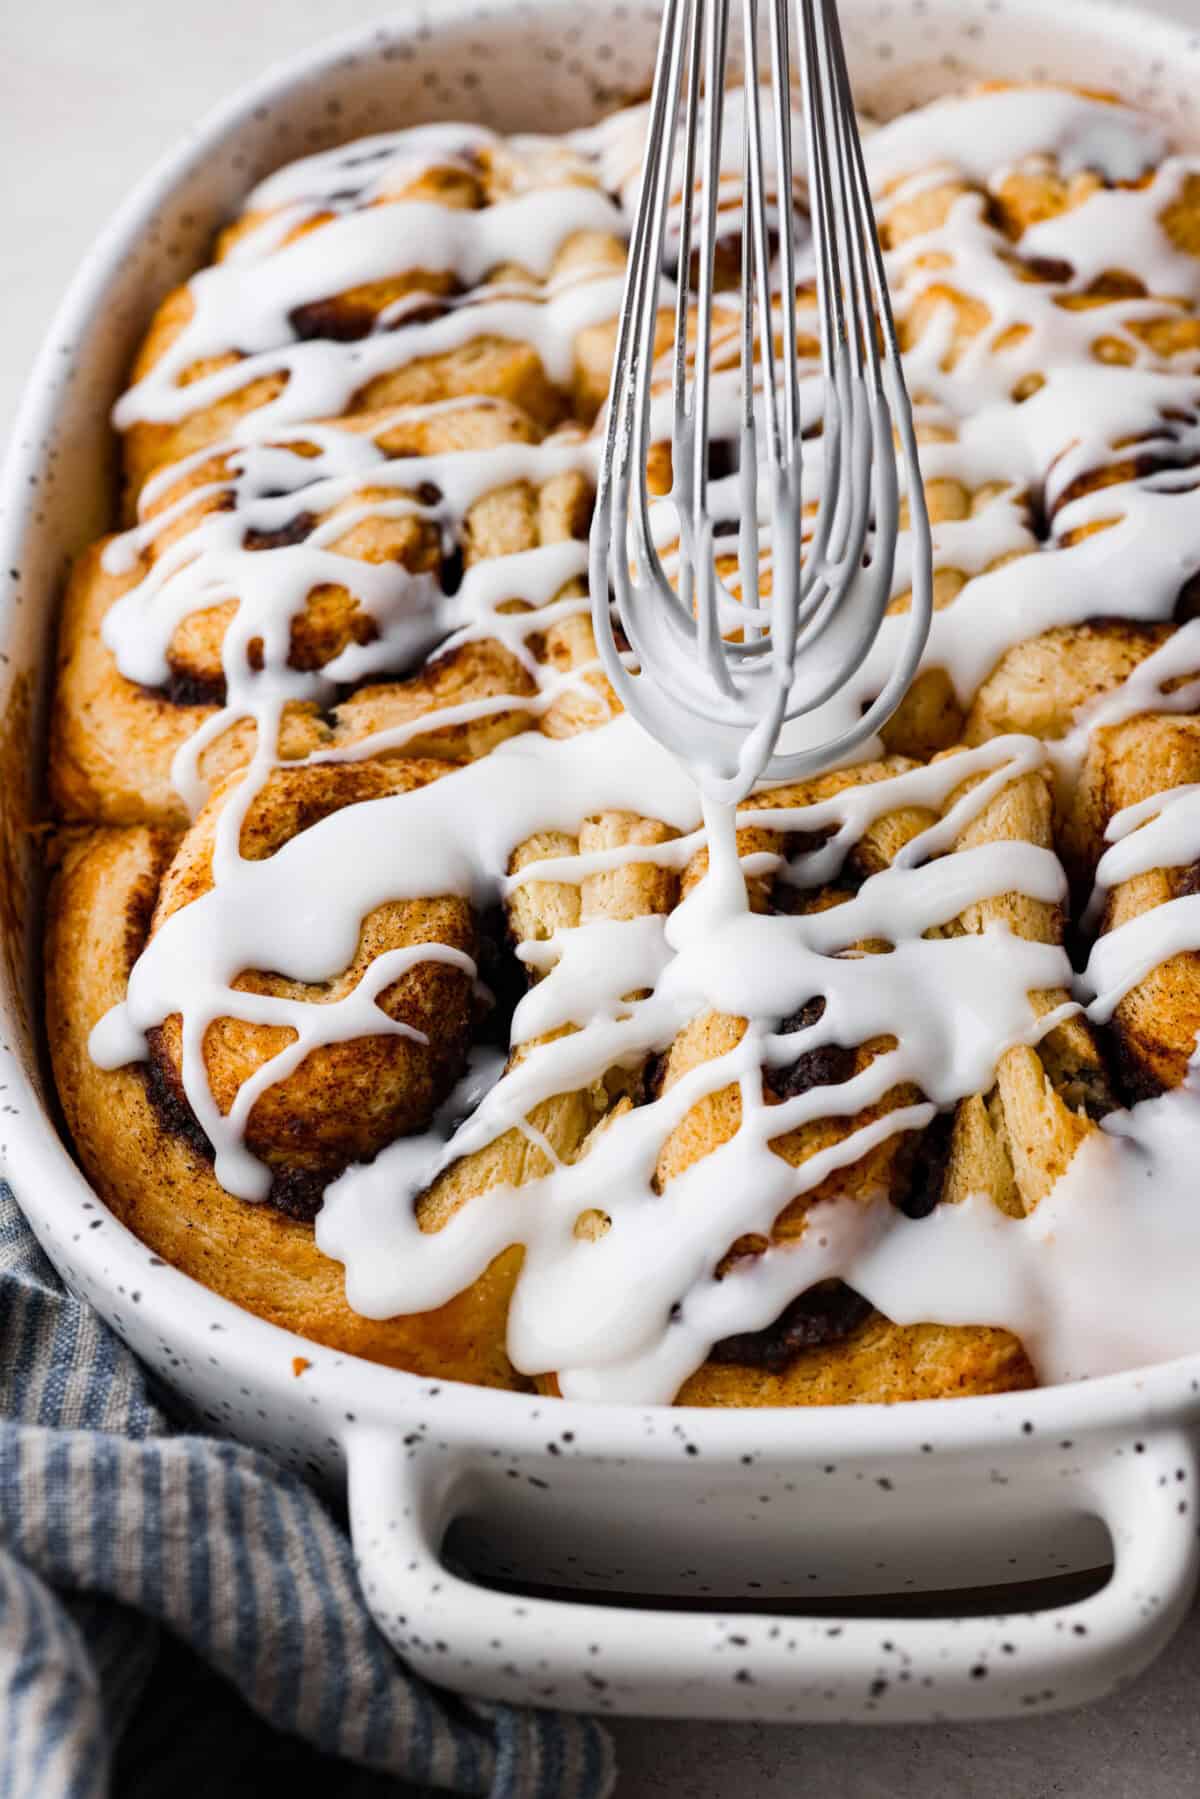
[{"left": 119, "top": 135, "right": 628, "bottom": 505}]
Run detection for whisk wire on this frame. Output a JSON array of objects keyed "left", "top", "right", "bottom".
[{"left": 589, "top": 0, "right": 933, "bottom": 801}]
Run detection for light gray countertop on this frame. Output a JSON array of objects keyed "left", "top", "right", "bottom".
[
  {"left": 610, "top": 1604, "right": 1200, "bottom": 1796},
  {"left": 5, "top": 1, "right": 1200, "bottom": 1791}
]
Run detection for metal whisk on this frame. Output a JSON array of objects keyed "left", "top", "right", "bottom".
[{"left": 589, "top": 0, "right": 933, "bottom": 803}]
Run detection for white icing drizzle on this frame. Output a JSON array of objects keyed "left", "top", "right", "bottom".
[
  {"left": 86, "top": 84, "right": 1200, "bottom": 1401},
  {"left": 115, "top": 272, "right": 631, "bottom": 429},
  {"left": 126, "top": 187, "right": 625, "bottom": 396},
  {"left": 1081, "top": 771, "right": 1200, "bottom": 1023},
  {"left": 246, "top": 124, "right": 502, "bottom": 213}
]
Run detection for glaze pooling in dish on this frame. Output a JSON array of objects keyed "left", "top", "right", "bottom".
[{"left": 44, "top": 79, "right": 1200, "bottom": 1405}]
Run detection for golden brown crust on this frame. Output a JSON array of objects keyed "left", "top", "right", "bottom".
[
  {"left": 48, "top": 402, "right": 595, "bottom": 828},
  {"left": 150, "top": 759, "right": 478, "bottom": 1180},
  {"left": 122, "top": 197, "right": 623, "bottom": 504},
  {"left": 966, "top": 622, "right": 1175, "bottom": 748},
  {"left": 1072, "top": 714, "right": 1200, "bottom": 1099},
  {"left": 675, "top": 1313, "right": 1034, "bottom": 1406},
  {"left": 45, "top": 824, "right": 528, "bottom": 1387}
]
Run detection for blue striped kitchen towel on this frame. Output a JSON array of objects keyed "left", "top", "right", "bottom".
[{"left": 0, "top": 1182, "right": 615, "bottom": 1798}]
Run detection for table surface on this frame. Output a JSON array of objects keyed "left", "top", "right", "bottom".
[{"left": 5, "top": 1, "right": 1200, "bottom": 1792}]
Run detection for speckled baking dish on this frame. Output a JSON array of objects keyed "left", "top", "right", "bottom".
[{"left": 4, "top": 0, "right": 1200, "bottom": 1725}]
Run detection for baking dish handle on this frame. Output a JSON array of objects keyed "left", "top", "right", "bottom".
[{"left": 346, "top": 1423, "right": 1200, "bottom": 1721}]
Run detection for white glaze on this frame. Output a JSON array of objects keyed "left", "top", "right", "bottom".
[{"left": 89, "top": 83, "right": 1200, "bottom": 1402}]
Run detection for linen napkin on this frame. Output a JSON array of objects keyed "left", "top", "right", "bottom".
[{"left": 0, "top": 1182, "right": 615, "bottom": 1798}]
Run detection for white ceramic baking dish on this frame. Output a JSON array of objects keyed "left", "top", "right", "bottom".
[{"left": 4, "top": 0, "right": 1200, "bottom": 1727}]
